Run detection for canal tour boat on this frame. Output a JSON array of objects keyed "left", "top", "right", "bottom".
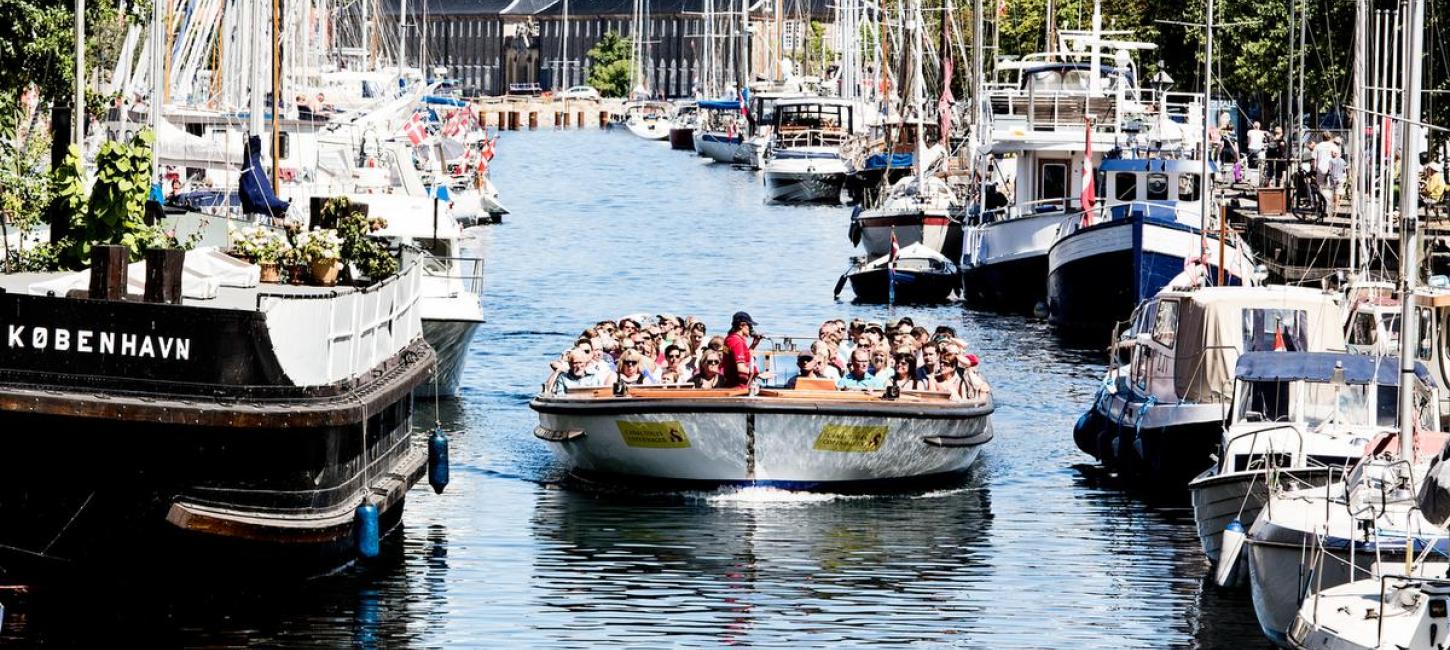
[
  {"left": 1188, "top": 352, "right": 1398, "bottom": 584},
  {"left": 0, "top": 247, "right": 439, "bottom": 577},
  {"left": 1046, "top": 158, "right": 1257, "bottom": 335},
  {"left": 761, "top": 98, "right": 867, "bottom": 204},
  {"left": 1074, "top": 285, "right": 1345, "bottom": 485},
  {"left": 530, "top": 350, "right": 994, "bottom": 488}
]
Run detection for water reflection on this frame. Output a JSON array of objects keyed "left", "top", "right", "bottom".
[{"left": 529, "top": 478, "right": 993, "bottom": 645}]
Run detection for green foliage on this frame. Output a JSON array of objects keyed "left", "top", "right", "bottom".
[
  {"left": 805, "top": 21, "right": 836, "bottom": 76},
  {"left": 42, "top": 130, "right": 162, "bottom": 270},
  {"left": 587, "top": 31, "right": 634, "bottom": 98},
  {"left": 322, "top": 196, "right": 398, "bottom": 282},
  {"left": 0, "top": 123, "right": 51, "bottom": 258},
  {"left": 0, "top": 1, "right": 141, "bottom": 138}
]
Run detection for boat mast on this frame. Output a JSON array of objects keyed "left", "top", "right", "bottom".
[
  {"left": 398, "top": 0, "right": 407, "bottom": 77},
  {"left": 910, "top": 0, "right": 925, "bottom": 189},
  {"left": 271, "top": 0, "right": 281, "bottom": 188},
  {"left": 74, "top": 0, "right": 85, "bottom": 150},
  {"left": 150, "top": 0, "right": 164, "bottom": 184},
  {"left": 1200, "top": 0, "right": 1214, "bottom": 283},
  {"left": 249, "top": 0, "right": 264, "bottom": 137},
  {"left": 1396, "top": 0, "right": 1425, "bottom": 461},
  {"left": 1350, "top": 0, "right": 1365, "bottom": 272}
]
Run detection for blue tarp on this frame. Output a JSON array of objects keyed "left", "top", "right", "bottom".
[
  {"left": 865, "top": 152, "right": 913, "bottom": 169},
  {"left": 1235, "top": 351, "right": 1435, "bottom": 388},
  {"left": 699, "top": 99, "right": 741, "bottom": 111},
  {"left": 239, "top": 135, "right": 291, "bottom": 218},
  {"left": 423, "top": 95, "right": 468, "bottom": 107}
]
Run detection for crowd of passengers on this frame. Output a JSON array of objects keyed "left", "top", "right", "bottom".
[{"left": 546, "top": 311, "right": 990, "bottom": 401}]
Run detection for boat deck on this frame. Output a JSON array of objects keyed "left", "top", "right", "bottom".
[{"left": 0, "top": 271, "right": 358, "bottom": 312}]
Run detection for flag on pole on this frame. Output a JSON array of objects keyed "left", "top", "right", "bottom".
[
  {"left": 938, "top": 22, "right": 955, "bottom": 141},
  {"left": 1080, "top": 117, "right": 1096, "bottom": 225},
  {"left": 888, "top": 228, "right": 899, "bottom": 306},
  {"left": 402, "top": 112, "right": 428, "bottom": 146},
  {"left": 1273, "top": 324, "right": 1286, "bottom": 351},
  {"left": 481, "top": 136, "right": 497, "bottom": 162}
]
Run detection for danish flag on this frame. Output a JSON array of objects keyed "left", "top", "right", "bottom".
[
  {"left": 1080, "top": 117, "right": 1096, "bottom": 225},
  {"left": 481, "top": 136, "right": 497, "bottom": 162},
  {"left": 402, "top": 112, "right": 428, "bottom": 146}
]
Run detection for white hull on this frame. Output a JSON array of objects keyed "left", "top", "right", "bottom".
[
  {"left": 693, "top": 132, "right": 747, "bottom": 163},
  {"left": 532, "top": 399, "right": 992, "bottom": 485},
  {"left": 857, "top": 211, "right": 960, "bottom": 259},
  {"left": 963, "top": 211, "right": 1070, "bottom": 270},
  {"left": 417, "top": 318, "right": 482, "bottom": 397},
  {"left": 627, "top": 119, "right": 674, "bottom": 141},
  {"left": 762, "top": 157, "right": 847, "bottom": 204},
  {"left": 1189, "top": 470, "right": 1259, "bottom": 564}
]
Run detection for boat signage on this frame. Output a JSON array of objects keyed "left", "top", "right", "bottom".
[
  {"left": 7, "top": 325, "right": 190, "bottom": 361},
  {"left": 616, "top": 420, "right": 691, "bottom": 449},
  {"left": 813, "top": 425, "right": 889, "bottom": 453}
]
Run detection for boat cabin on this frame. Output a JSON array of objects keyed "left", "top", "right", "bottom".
[{"left": 769, "top": 99, "right": 866, "bottom": 150}]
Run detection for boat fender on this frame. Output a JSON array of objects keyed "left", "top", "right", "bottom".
[
  {"left": 1214, "top": 520, "right": 1246, "bottom": 588},
  {"left": 428, "top": 426, "right": 450, "bottom": 495},
  {"left": 1073, "top": 408, "right": 1103, "bottom": 457},
  {"left": 355, "top": 502, "right": 381, "bottom": 559},
  {"left": 848, "top": 209, "right": 863, "bottom": 245}
]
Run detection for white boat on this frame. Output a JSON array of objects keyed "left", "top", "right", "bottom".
[
  {"left": 761, "top": 98, "right": 867, "bottom": 204},
  {"left": 1075, "top": 285, "right": 1345, "bottom": 483},
  {"left": 531, "top": 372, "right": 993, "bottom": 487},
  {"left": 960, "top": 23, "right": 1203, "bottom": 314},
  {"left": 1188, "top": 351, "right": 1395, "bottom": 583},
  {"left": 1245, "top": 403, "right": 1447, "bottom": 645},
  {"left": 1288, "top": 565, "right": 1450, "bottom": 649},
  {"left": 623, "top": 101, "right": 675, "bottom": 140},
  {"left": 357, "top": 193, "right": 485, "bottom": 398},
  {"left": 852, "top": 174, "right": 962, "bottom": 261}
]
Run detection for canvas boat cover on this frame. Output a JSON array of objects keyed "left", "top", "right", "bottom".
[
  {"left": 1235, "top": 351, "right": 1434, "bottom": 387},
  {"left": 1170, "top": 286, "right": 1346, "bottom": 403}
]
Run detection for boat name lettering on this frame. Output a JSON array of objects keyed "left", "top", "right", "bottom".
[
  {"left": 616, "top": 420, "right": 691, "bottom": 449},
  {"left": 813, "top": 425, "right": 889, "bottom": 453},
  {"left": 6, "top": 325, "right": 191, "bottom": 361}
]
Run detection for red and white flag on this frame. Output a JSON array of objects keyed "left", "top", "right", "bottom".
[
  {"left": 1080, "top": 117, "right": 1096, "bottom": 224},
  {"left": 890, "top": 228, "right": 900, "bottom": 263},
  {"left": 481, "top": 135, "right": 497, "bottom": 162},
  {"left": 938, "top": 23, "right": 955, "bottom": 141},
  {"left": 402, "top": 112, "right": 428, "bottom": 145},
  {"left": 441, "top": 108, "right": 471, "bottom": 138}
]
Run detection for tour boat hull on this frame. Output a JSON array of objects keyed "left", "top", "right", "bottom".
[{"left": 531, "top": 394, "right": 993, "bottom": 487}]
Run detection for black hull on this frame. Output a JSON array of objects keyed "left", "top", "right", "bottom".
[
  {"left": 668, "top": 128, "right": 696, "bottom": 151},
  {"left": 960, "top": 255, "right": 1047, "bottom": 313},
  {"left": 1075, "top": 400, "right": 1223, "bottom": 486},
  {"left": 847, "top": 268, "right": 958, "bottom": 304},
  {"left": 0, "top": 290, "right": 436, "bottom": 579},
  {"left": 1047, "top": 249, "right": 1139, "bottom": 341}
]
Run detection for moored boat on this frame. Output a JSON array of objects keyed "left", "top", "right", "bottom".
[{"left": 842, "top": 243, "right": 959, "bottom": 304}]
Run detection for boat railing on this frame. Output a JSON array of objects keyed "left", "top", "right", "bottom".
[
  {"left": 773, "top": 128, "right": 850, "bottom": 149},
  {"left": 1219, "top": 424, "right": 1305, "bottom": 472},
  {"left": 256, "top": 257, "right": 424, "bottom": 387},
  {"left": 421, "top": 255, "right": 485, "bottom": 297},
  {"left": 976, "top": 197, "right": 1078, "bottom": 224}
]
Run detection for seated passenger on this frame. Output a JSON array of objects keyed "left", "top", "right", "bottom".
[
  {"left": 658, "top": 344, "right": 691, "bottom": 383},
  {"left": 890, "top": 353, "right": 922, "bottom": 389},
  {"left": 553, "top": 350, "right": 606, "bottom": 393},
  {"left": 616, "top": 350, "right": 656, "bottom": 385},
  {"left": 807, "top": 341, "right": 842, "bottom": 379},
  {"left": 690, "top": 350, "right": 726, "bottom": 388},
  {"left": 836, "top": 350, "right": 878, "bottom": 391},
  {"left": 932, "top": 344, "right": 968, "bottom": 400}
]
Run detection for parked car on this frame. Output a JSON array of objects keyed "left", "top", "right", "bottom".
[
  {"left": 557, "top": 85, "right": 602, "bottom": 101},
  {"left": 507, "top": 82, "right": 544, "bottom": 96}
]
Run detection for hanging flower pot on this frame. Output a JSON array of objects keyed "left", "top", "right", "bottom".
[
  {"left": 311, "top": 259, "right": 341, "bottom": 287},
  {"left": 258, "top": 262, "right": 282, "bottom": 283}
]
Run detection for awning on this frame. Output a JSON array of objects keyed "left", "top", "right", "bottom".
[{"left": 1235, "top": 351, "right": 1435, "bottom": 387}]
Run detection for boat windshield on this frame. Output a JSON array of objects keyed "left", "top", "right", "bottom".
[{"left": 1238, "top": 380, "right": 1395, "bottom": 428}]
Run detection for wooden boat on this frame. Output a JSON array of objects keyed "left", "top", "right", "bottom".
[{"left": 531, "top": 380, "right": 993, "bottom": 488}]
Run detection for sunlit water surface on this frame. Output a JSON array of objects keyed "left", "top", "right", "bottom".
[{"left": 1, "top": 129, "right": 1262, "bottom": 647}]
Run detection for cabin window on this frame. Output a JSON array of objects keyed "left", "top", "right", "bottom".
[
  {"left": 1039, "top": 162, "right": 1068, "bottom": 203},
  {"left": 1243, "top": 308, "right": 1308, "bottom": 352},
  {"left": 1179, "top": 174, "right": 1201, "bottom": 201},
  {"left": 1242, "top": 380, "right": 1291, "bottom": 422},
  {"left": 1350, "top": 312, "right": 1378, "bottom": 346},
  {"left": 1146, "top": 173, "right": 1170, "bottom": 201},
  {"left": 1152, "top": 300, "right": 1179, "bottom": 347},
  {"left": 1114, "top": 172, "right": 1137, "bottom": 201},
  {"left": 1095, "top": 170, "right": 1107, "bottom": 199}
]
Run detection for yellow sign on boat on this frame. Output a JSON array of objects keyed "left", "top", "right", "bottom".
[
  {"left": 813, "top": 424, "right": 889, "bottom": 453},
  {"left": 616, "top": 420, "right": 692, "bottom": 449}
]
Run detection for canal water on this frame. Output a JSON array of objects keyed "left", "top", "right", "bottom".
[{"left": 2, "top": 130, "right": 1263, "bottom": 647}]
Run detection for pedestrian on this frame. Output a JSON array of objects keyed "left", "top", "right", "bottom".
[
  {"left": 1313, "top": 132, "right": 1339, "bottom": 209},
  {"left": 1265, "top": 125, "right": 1287, "bottom": 187}
]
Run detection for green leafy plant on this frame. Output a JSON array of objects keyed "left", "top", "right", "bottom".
[
  {"left": 322, "top": 196, "right": 398, "bottom": 282},
  {"left": 586, "top": 31, "right": 634, "bottom": 98},
  {"left": 294, "top": 228, "right": 343, "bottom": 265},
  {"left": 41, "top": 130, "right": 160, "bottom": 269}
]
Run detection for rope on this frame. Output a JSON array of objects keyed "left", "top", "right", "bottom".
[{"left": 42, "top": 491, "right": 94, "bottom": 555}]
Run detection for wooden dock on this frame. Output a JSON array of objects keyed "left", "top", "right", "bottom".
[{"left": 469, "top": 97, "right": 627, "bottom": 130}]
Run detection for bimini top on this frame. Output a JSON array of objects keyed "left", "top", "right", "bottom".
[
  {"left": 699, "top": 98, "right": 742, "bottom": 111},
  {"left": 1235, "top": 351, "right": 1435, "bottom": 388},
  {"left": 1098, "top": 158, "right": 1208, "bottom": 174}
]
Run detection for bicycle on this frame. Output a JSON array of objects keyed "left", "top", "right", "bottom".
[{"left": 1288, "top": 162, "right": 1328, "bottom": 223}]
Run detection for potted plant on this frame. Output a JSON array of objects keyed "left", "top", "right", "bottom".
[
  {"left": 229, "top": 225, "right": 288, "bottom": 282},
  {"left": 296, "top": 227, "right": 343, "bottom": 286}
]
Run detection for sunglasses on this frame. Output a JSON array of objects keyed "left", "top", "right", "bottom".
[
  {"left": 668, "top": 353, "right": 682, "bottom": 360},
  {"left": 705, "top": 359, "right": 721, "bottom": 366},
  {"left": 624, "top": 360, "right": 639, "bottom": 366}
]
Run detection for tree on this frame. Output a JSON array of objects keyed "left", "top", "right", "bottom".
[{"left": 587, "top": 30, "right": 635, "bottom": 97}]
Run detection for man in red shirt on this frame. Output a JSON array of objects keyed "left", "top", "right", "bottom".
[{"left": 723, "top": 311, "right": 762, "bottom": 387}]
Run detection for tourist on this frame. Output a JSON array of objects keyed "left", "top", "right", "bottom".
[
  {"left": 917, "top": 344, "right": 941, "bottom": 381},
  {"left": 619, "top": 317, "right": 641, "bottom": 338},
  {"left": 1313, "top": 131, "right": 1339, "bottom": 208},
  {"left": 1246, "top": 121, "right": 1267, "bottom": 171},
  {"left": 616, "top": 350, "right": 656, "bottom": 385},
  {"left": 888, "top": 352, "right": 918, "bottom": 389},
  {"left": 167, "top": 177, "right": 184, "bottom": 203},
  {"left": 690, "top": 350, "right": 726, "bottom": 388},
  {"left": 723, "top": 311, "right": 763, "bottom": 387},
  {"left": 1265, "top": 125, "right": 1287, "bottom": 187},
  {"left": 658, "top": 345, "right": 691, "bottom": 383},
  {"left": 868, "top": 347, "right": 891, "bottom": 376},
  {"left": 1328, "top": 149, "right": 1347, "bottom": 210},
  {"left": 808, "top": 341, "right": 842, "bottom": 379},
  {"left": 836, "top": 350, "right": 878, "bottom": 391},
  {"left": 552, "top": 349, "right": 605, "bottom": 394},
  {"left": 911, "top": 326, "right": 931, "bottom": 351}
]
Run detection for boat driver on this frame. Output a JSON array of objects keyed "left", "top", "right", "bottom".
[{"left": 723, "top": 311, "right": 765, "bottom": 387}]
